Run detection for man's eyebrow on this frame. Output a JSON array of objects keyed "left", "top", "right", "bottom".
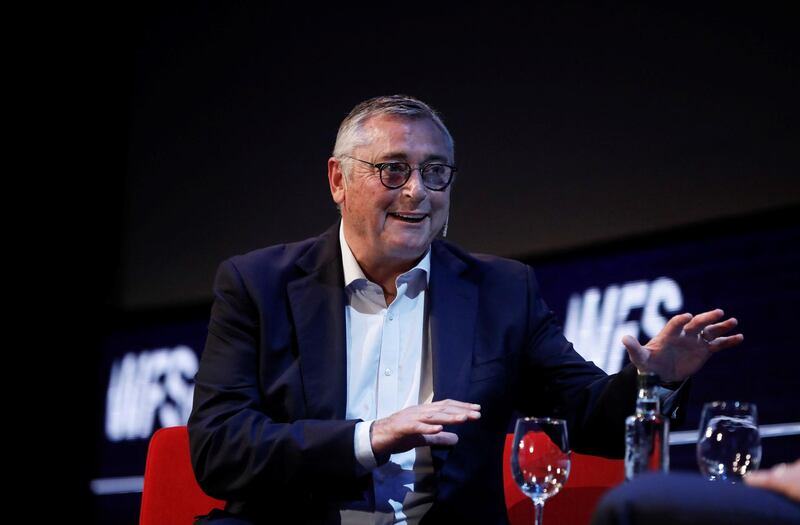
[{"left": 378, "top": 152, "right": 451, "bottom": 163}]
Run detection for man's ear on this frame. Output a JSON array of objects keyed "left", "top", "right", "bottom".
[{"left": 328, "top": 156, "right": 347, "bottom": 208}]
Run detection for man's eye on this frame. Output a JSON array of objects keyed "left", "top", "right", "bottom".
[
  {"left": 383, "top": 163, "right": 408, "bottom": 175},
  {"left": 424, "top": 164, "right": 447, "bottom": 176}
]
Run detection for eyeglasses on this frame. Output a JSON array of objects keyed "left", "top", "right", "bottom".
[{"left": 342, "top": 155, "right": 456, "bottom": 191}]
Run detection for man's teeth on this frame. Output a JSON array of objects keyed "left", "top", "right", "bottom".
[{"left": 390, "top": 213, "right": 426, "bottom": 222}]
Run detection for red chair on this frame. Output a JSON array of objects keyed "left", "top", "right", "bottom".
[
  {"left": 140, "top": 426, "right": 225, "bottom": 525},
  {"left": 140, "top": 426, "right": 621, "bottom": 524},
  {"left": 503, "top": 433, "right": 625, "bottom": 525}
]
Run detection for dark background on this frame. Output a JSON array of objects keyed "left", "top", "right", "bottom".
[
  {"left": 108, "top": 3, "right": 799, "bottom": 310},
  {"left": 85, "top": 3, "right": 799, "bottom": 523}
]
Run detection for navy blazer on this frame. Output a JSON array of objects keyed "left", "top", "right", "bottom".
[{"left": 188, "top": 223, "right": 639, "bottom": 524}]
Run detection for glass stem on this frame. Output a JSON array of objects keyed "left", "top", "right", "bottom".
[{"left": 533, "top": 499, "right": 545, "bottom": 525}]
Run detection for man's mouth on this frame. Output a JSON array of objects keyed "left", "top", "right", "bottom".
[{"left": 388, "top": 212, "right": 428, "bottom": 224}]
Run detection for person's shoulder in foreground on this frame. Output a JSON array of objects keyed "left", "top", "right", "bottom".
[{"left": 590, "top": 460, "right": 800, "bottom": 525}]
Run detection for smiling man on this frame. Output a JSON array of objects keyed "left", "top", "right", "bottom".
[
  {"left": 328, "top": 111, "right": 453, "bottom": 301},
  {"left": 188, "top": 95, "right": 743, "bottom": 524}
]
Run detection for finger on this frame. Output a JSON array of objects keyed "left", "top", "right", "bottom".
[
  {"left": 622, "top": 335, "right": 650, "bottom": 370},
  {"left": 700, "top": 318, "right": 738, "bottom": 339},
  {"left": 747, "top": 460, "right": 800, "bottom": 500},
  {"left": 413, "top": 422, "right": 445, "bottom": 434},
  {"left": 707, "top": 334, "right": 744, "bottom": 352},
  {"left": 434, "top": 399, "right": 482, "bottom": 411},
  {"left": 744, "top": 465, "right": 783, "bottom": 490},
  {"left": 662, "top": 313, "right": 694, "bottom": 337},
  {"left": 423, "top": 431, "right": 459, "bottom": 446},
  {"left": 683, "top": 309, "right": 725, "bottom": 335},
  {"left": 743, "top": 471, "right": 772, "bottom": 489},
  {"left": 422, "top": 411, "right": 480, "bottom": 424},
  {"left": 427, "top": 405, "right": 482, "bottom": 419}
]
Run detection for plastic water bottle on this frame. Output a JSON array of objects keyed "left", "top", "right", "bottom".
[{"left": 624, "top": 370, "right": 669, "bottom": 480}]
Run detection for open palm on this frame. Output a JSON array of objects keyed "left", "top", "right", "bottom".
[{"left": 622, "top": 309, "right": 743, "bottom": 382}]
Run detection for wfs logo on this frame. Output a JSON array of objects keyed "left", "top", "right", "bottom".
[
  {"left": 105, "top": 345, "right": 198, "bottom": 442},
  {"left": 563, "top": 277, "right": 683, "bottom": 374}
]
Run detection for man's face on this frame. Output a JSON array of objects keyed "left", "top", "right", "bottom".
[{"left": 331, "top": 114, "right": 453, "bottom": 269}]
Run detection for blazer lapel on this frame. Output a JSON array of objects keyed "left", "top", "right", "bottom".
[
  {"left": 288, "top": 224, "right": 348, "bottom": 420},
  {"left": 429, "top": 242, "right": 479, "bottom": 408},
  {"left": 428, "top": 242, "right": 479, "bottom": 469}
]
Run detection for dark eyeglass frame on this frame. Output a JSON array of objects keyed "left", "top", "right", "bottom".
[{"left": 341, "top": 155, "right": 456, "bottom": 191}]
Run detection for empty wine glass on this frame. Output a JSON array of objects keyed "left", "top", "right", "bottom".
[
  {"left": 696, "top": 401, "right": 761, "bottom": 482},
  {"left": 511, "top": 417, "right": 571, "bottom": 525}
]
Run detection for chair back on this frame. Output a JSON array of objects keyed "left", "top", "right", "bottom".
[
  {"left": 139, "top": 425, "right": 225, "bottom": 525},
  {"left": 503, "top": 433, "right": 625, "bottom": 525}
]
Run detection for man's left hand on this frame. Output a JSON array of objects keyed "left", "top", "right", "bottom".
[{"left": 622, "top": 309, "right": 743, "bottom": 382}]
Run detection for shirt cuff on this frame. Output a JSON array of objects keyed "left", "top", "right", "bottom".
[{"left": 354, "top": 420, "right": 377, "bottom": 472}]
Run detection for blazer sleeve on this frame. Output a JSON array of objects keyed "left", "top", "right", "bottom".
[
  {"left": 187, "top": 258, "right": 363, "bottom": 502},
  {"left": 516, "top": 265, "right": 639, "bottom": 458}
]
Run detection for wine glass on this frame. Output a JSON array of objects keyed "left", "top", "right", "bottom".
[
  {"left": 696, "top": 401, "right": 761, "bottom": 482},
  {"left": 511, "top": 417, "right": 571, "bottom": 525}
]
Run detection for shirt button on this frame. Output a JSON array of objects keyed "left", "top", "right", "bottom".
[
  {"left": 384, "top": 368, "right": 392, "bottom": 376},
  {"left": 387, "top": 313, "right": 394, "bottom": 321}
]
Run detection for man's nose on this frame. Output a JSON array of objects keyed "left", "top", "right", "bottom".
[{"left": 403, "top": 168, "right": 427, "bottom": 199}]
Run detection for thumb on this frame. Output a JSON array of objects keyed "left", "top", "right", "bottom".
[{"left": 623, "top": 335, "right": 649, "bottom": 370}]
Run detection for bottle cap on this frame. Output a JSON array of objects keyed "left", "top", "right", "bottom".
[{"left": 636, "top": 369, "right": 661, "bottom": 387}]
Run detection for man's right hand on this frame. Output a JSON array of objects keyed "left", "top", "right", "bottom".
[{"left": 370, "top": 399, "right": 481, "bottom": 460}]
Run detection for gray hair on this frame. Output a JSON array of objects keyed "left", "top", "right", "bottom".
[{"left": 332, "top": 95, "right": 455, "bottom": 173}]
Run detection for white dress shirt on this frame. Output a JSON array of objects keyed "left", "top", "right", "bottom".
[{"left": 339, "top": 223, "right": 435, "bottom": 525}]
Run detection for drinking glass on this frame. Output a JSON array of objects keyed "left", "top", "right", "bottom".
[
  {"left": 511, "top": 417, "right": 571, "bottom": 525},
  {"left": 696, "top": 401, "right": 761, "bottom": 481}
]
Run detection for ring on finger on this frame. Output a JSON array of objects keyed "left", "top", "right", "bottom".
[{"left": 700, "top": 329, "right": 714, "bottom": 344}]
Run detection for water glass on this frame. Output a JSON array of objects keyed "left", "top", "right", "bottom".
[{"left": 696, "top": 401, "right": 761, "bottom": 481}]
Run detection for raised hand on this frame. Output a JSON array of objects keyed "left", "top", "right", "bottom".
[
  {"left": 622, "top": 309, "right": 743, "bottom": 382},
  {"left": 370, "top": 399, "right": 481, "bottom": 460}
]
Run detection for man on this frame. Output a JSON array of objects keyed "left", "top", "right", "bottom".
[{"left": 188, "top": 95, "right": 743, "bottom": 524}]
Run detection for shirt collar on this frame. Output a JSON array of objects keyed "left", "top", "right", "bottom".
[{"left": 339, "top": 221, "right": 430, "bottom": 289}]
